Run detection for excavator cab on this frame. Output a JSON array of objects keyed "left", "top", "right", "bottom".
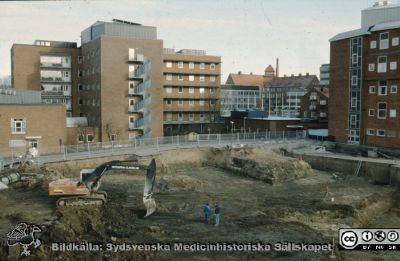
[{"left": 48, "top": 159, "right": 157, "bottom": 217}]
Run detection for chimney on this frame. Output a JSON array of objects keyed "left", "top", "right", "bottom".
[
  {"left": 276, "top": 57, "right": 279, "bottom": 77},
  {"left": 306, "top": 72, "right": 309, "bottom": 76},
  {"left": 298, "top": 73, "right": 302, "bottom": 77},
  {"left": 238, "top": 71, "right": 242, "bottom": 75}
]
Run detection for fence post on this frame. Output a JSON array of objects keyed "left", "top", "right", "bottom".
[
  {"left": 218, "top": 134, "right": 221, "bottom": 145},
  {"left": 156, "top": 137, "right": 159, "bottom": 151},
  {"left": 87, "top": 142, "right": 91, "bottom": 157},
  {"left": 62, "top": 145, "right": 66, "bottom": 160},
  {"left": 237, "top": 132, "right": 239, "bottom": 143},
  {"left": 197, "top": 134, "right": 200, "bottom": 146},
  {"left": 177, "top": 135, "right": 180, "bottom": 147},
  {"left": 254, "top": 132, "right": 256, "bottom": 142}
]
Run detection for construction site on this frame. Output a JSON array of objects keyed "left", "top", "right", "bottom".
[{"left": 0, "top": 141, "right": 399, "bottom": 260}]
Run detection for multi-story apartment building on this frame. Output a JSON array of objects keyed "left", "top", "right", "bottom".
[
  {"left": 11, "top": 40, "right": 79, "bottom": 116},
  {"left": 329, "top": 2, "right": 400, "bottom": 147},
  {"left": 10, "top": 19, "right": 221, "bottom": 141},
  {"left": 300, "top": 86, "right": 329, "bottom": 121},
  {"left": 162, "top": 48, "right": 221, "bottom": 135},
  {"left": 264, "top": 74, "right": 319, "bottom": 117}
]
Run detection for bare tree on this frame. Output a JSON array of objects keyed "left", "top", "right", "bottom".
[{"left": 104, "top": 120, "right": 121, "bottom": 142}]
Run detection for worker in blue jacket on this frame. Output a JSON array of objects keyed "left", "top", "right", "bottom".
[
  {"left": 203, "top": 202, "right": 211, "bottom": 224},
  {"left": 215, "top": 203, "right": 221, "bottom": 226}
]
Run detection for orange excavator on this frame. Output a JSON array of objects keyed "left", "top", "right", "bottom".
[{"left": 48, "top": 159, "right": 156, "bottom": 217}]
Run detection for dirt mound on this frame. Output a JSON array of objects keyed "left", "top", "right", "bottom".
[
  {"left": 207, "top": 146, "right": 314, "bottom": 184},
  {"left": 159, "top": 175, "right": 206, "bottom": 192}
]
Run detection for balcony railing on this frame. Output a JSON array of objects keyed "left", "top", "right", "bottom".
[
  {"left": 128, "top": 96, "right": 151, "bottom": 112},
  {"left": 128, "top": 113, "right": 151, "bottom": 130},
  {"left": 129, "top": 60, "right": 151, "bottom": 79},
  {"left": 41, "top": 77, "right": 70, "bottom": 83},
  {"left": 128, "top": 54, "right": 145, "bottom": 63},
  {"left": 40, "top": 62, "right": 71, "bottom": 68},
  {"left": 128, "top": 80, "right": 150, "bottom": 96}
]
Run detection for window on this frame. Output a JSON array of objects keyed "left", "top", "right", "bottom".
[
  {"left": 79, "top": 99, "right": 83, "bottom": 105},
  {"left": 351, "top": 97, "right": 357, "bottom": 108},
  {"left": 166, "top": 99, "right": 172, "bottom": 105},
  {"left": 189, "top": 112, "right": 194, "bottom": 120},
  {"left": 391, "top": 85, "right": 398, "bottom": 94},
  {"left": 200, "top": 112, "right": 204, "bottom": 120},
  {"left": 380, "top": 32, "right": 389, "bottom": 50},
  {"left": 189, "top": 62, "right": 194, "bottom": 69},
  {"left": 352, "top": 54, "right": 358, "bottom": 64},
  {"left": 210, "top": 99, "right": 215, "bottom": 105},
  {"left": 166, "top": 74, "right": 172, "bottom": 81},
  {"left": 166, "top": 62, "right": 172, "bottom": 68},
  {"left": 390, "top": 109, "right": 397, "bottom": 118},
  {"left": 166, "top": 113, "right": 172, "bottom": 121},
  {"left": 351, "top": 76, "right": 357, "bottom": 85},
  {"left": 78, "top": 134, "right": 85, "bottom": 142},
  {"left": 378, "top": 102, "right": 387, "bottom": 119},
  {"left": 189, "top": 100, "right": 194, "bottom": 106},
  {"left": 369, "top": 86, "right": 376, "bottom": 94},
  {"left": 378, "top": 56, "right": 387, "bottom": 73},
  {"left": 111, "top": 134, "right": 117, "bottom": 141},
  {"left": 178, "top": 100, "right": 183, "bottom": 106},
  {"left": 166, "top": 87, "right": 172, "bottom": 93},
  {"left": 393, "top": 37, "right": 399, "bottom": 47},
  {"left": 178, "top": 87, "right": 183, "bottom": 93},
  {"left": 210, "top": 76, "right": 216, "bottom": 82},
  {"left": 368, "top": 109, "right": 375, "bottom": 117},
  {"left": 178, "top": 74, "right": 184, "bottom": 81},
  {"left": 377, "top": 129, "right": 386, "bottom": 137},
  {"left": 390, "top": 62, "right": 397, "bottom": 70},
  {"left": 11, "top": 119, "right": 26, "bottom": 134},
  {"left": 189, "top": 75, "right": 194, "bottom": 81},
  {"left": 199, "top": 75, "right": 205, "bottom": 82},
  {"left": 200, "top": 63, "right": 205, "bottom": 69},
  {"left": 378, "top": 80, "right": 387, "bottom": 95},
  {"left": 210, "top": 88, "right": 215, "bottom": 94},
  {"left": 79, "top": 84, "right": 83, "bottom": 91},
  {"left": 199, "top": 100, "right": 205, "bottom": 106},
  {"left": 370, "top": 40, "right": 377, "bottom": 49},
  {"left": 199, "top": 87, "right": 205, "bottom": 94},
  {"left": 366, "top": 129, "right": 375, "bottom": 136},
  {"left": 368, "top": 64, "right": 375, "bottom": 72},
  {"left": 210, "top": 63, "right": 216, "bottom": 70},
  {"left": 78, "top": 70, "right": 82, "bottom": 77},
  {"left": 189, "top": 87, "right": 194, "bottom": 94},
  {"left": 178, "top": 112, "right": 183, "bottom": 120},
  {"left": 178, "top": 62, "right": 183, "bottom": 68},
  {"left": 87, "top": 134, "right": 94, "bottom": 143},
  {"left": 78, "top": 56, "right": 82, "bottom": 64}
]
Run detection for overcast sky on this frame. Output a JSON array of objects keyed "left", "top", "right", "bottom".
[{"left": 0, "top": 0, "right": 394, "bottom": 81}]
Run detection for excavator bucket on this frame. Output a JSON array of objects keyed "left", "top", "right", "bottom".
[{"left": 143, "top": 159, "right": 157, "bottom": 217}]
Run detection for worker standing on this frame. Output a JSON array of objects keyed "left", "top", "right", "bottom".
[
  {"left": 214, "top": 203, "right": 221, "bottom": 226},
  {"left": 203, "top": 202, "right": 211, "bottom": 224}
]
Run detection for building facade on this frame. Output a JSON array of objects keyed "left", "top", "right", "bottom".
[
  {"left": 11, "top": 40, "right": 79, "bottom": 117},
  {"left": 300, "top": 86, "right": 329, "bottom": 122},
  {"left": 319, "top": 64, "right": 330, "bottom": 87},
  {"left": 220, "top": 85, "right": 260, "bottom": 117},
  {"left": 329, "top": 2, "right": 400, "bottom": 147},
  {"left": 264, "top": 74, "right": 319, "bottom": 117},
  {"left": 162, "top": 48, "right": 221, "bottom": 136},
  {"left": 10, "top": 19, "right": 221, "bottom": 141}
]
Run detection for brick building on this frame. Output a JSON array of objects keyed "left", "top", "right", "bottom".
[
  {"left": 0, "top": 88, "right": 66, "bottom": 156},
  {"left": 329, "top": 2, "right": 400, "bottom": 147},
  {"left": 162, "top": 48, "right": 221, "bottom": 136},
  {"left": 300, "top": 86, "right": 329, "bottom": 122},
  {"left": 11, "top": 19, "right": 221, "bottom": 141}
]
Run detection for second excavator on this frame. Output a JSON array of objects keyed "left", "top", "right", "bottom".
[{"left": 48, "top": 159, "right": 157, "bottom": 217}]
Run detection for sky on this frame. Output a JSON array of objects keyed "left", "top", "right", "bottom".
[{"left": 0, "top": 0, "right": 396, "bottom": 81}]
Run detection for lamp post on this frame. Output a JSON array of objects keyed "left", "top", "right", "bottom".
[
  {"left": 230, "top": 121, "right": 234, "bottom": 134},
  {"left": 230, "top": 121, "right": 234, "bottom": 146}
]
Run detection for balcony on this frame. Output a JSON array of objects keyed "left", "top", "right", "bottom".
[
  {"left": 309, "top": 105, "right": 317, "bottom": 110},
  {"left": 319, "top": 100, "right": 327, "bottom": 106},
  {"left": 41, "top": 77, "right": 71, "bottom": 83},
  {"left": 128, "top": 114, "right": 150, "bottom": 130},
  {"left": 128, "top": 61, "right": 151, "bottom": 80},
  {"left": 320, "top": 112, "right": 327, "bottom": 118},
  {"left": 128, "top": 54, "right": 144, "bottom": 63},
  {"left": 128, "top": 81, "right": 150, "bottom": 96},
  {"left": 40, "top": 62, "right": 71, "bottom": 68},
  {"left": 164, "top": 119, "right": 210, "bottom": 124},
  {"left": 128, "top": 96, "right": 151, "bottom": 112}
]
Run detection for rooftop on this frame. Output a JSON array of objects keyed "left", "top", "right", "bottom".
[
  {"left": 226, "top": 72, "right": 265, "bottom": 86},
  {"left": 221, "top": 84, "right": 260, "bottom": 91},
  {"left": 266, "top": 74, "right": 318, "bottom": 89}
]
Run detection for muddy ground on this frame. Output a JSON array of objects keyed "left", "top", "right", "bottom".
[{"left": 0, "top": 145, "right": 399, "bottom": 260}]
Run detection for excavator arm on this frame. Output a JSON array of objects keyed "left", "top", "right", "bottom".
[{"left": 50, "top": 159, "right": 157, "bottom": 217}]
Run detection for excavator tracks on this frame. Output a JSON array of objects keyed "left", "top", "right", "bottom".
[{"left": 56, "top": 191, "right": 108, "bottom": 207}]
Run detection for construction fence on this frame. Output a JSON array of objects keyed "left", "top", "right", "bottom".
[{"left": 1, "top": 130, "right": 307, "bottom": 168}]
